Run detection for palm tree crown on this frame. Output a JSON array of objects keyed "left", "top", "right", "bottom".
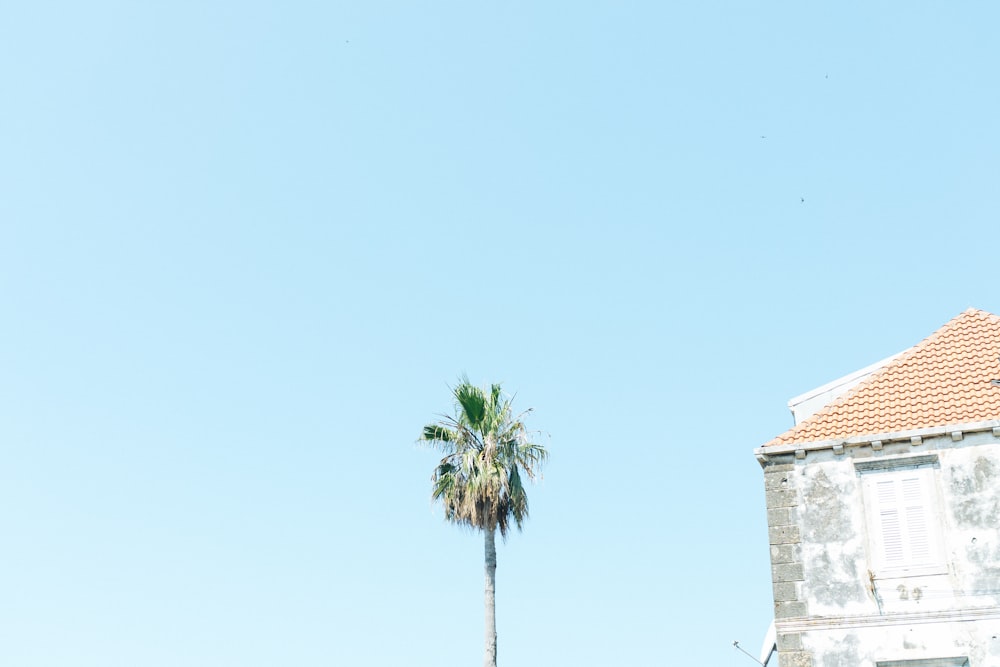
[{"left": 421, "top": 379, "right": 547, "bottom": 537}]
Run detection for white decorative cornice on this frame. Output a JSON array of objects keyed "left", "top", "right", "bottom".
[
  {"left": 777, "top": 605, "right": 1000, "bottom": 633},
  {"left": 755, "top": 419, "right": 1000, "bottom": 465}
]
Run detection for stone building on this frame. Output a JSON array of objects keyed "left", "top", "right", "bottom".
[{"left": 755, "top": 308, "right": 1000, "bottom": 667}]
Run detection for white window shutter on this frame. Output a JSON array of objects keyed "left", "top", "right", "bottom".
[
  {"left": 865, "top": 466, "right": 944, "bottom": 575},
  {"left": 875, "top": 478, "right": 905, "bottom": 565},
  {"left": 902, "top": 474, "right": 932, "bottom": 562}
]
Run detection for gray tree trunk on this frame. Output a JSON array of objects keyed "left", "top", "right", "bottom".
[{"left": 484, "top": 527, "right": 497, "bottom": 667}]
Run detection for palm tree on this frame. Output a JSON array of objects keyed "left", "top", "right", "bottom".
[{"left": 421, "top": 378, "right": 548, "bottom": 667}]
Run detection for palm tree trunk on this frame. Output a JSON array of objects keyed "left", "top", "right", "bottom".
[{"left": 484, "top": 527, "right": 497, "bottom": 667}]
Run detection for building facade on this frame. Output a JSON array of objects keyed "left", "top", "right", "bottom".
[{"left": 756, "top": 309, "right": 1000, "bottom": 667}]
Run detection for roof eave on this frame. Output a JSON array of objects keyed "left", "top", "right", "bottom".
[{"left": 755, "top": 418, "right": 1000, "bottom": 466}]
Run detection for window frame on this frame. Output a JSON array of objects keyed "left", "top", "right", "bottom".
[{"left": 856, "top": 455, "right": 948, "bottom": 578}]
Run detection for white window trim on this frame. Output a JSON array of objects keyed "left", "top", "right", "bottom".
[{"left": 856, "top": 456, "right": 948, "bottom": 578}]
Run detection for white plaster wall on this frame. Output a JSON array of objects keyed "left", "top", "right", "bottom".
[
  {"left": 800, "top": 620, "right": 1000, "bottom": 667},
  {"left": 795, "top": 457, "right": 871, "bottom": 617},
  {"left": 782, "top": 431, "right": 1000, "bottom": 667},
  {"left": 790, "top": 433, "right": 1000, "bottom": 615}
]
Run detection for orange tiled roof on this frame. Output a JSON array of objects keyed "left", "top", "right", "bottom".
[{"left": 765, "top": 308, "right": 1000, "bottom": 447}]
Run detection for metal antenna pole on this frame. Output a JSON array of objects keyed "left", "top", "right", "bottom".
[{"left": 732, "top": 640, "right": 764, "bottom": 666}]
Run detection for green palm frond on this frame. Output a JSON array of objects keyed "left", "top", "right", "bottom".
[
  {"left": 422, "top": 424, "right": 456, "bottom": 446},
  {"left": 454, "top": 382, "right": 487, "bottom": 429},
  {"left": 421, "top": 378, "right": 547, "bottom": 537}
]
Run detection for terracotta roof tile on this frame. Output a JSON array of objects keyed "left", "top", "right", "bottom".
[{"left": 764, "top": 308, "right": 1000, "bottom": 447}]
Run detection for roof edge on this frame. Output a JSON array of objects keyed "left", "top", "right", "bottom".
[
  {"left": 786, "top": 351, "right": 906, "bottom": 410},
  {"left": 763, "top": 308, "right": 1000, "bottom": 447},
  {"left": 755, "top": 419, "right": 1000, "bottom": 465}
]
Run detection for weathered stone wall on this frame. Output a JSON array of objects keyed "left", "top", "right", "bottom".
[
  {"left": 766, "top": 463, "right": 807, "bottom": 621},
  {"left": 762, "top": 429, "right": 1000, "bottom": 667}
]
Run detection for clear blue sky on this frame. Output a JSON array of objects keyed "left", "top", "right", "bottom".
[{"left": 2, "top": 2, "right": 999, "bottom": 665}]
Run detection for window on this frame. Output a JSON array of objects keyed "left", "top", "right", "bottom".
[{"left": 857, "top": 456, "right": 947, "bottom": 577}]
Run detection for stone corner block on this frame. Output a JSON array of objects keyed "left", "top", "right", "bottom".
[
  {"left": 776, "top": 632, "right": 802, "bottom": 651},
  {"left": 765, "top": 488, "right": 798, "bottom": 509},
  {"left": 772, "top": 581, "right": 798, "bottom": 602},
  {"left": 769, "top": 543, "right": 801, "bottom": 565},
  {"left": 778, "top": 651, "right": 813, "bottom": 667},
  {"left": 772, "top": 562, "right": 805, "bottom": 582},
  {"left": 774, "top": 599, "right": 808, "bottom": 619},
  {"left": 768, "top": 524, "right": 801, "bottom": 545}
]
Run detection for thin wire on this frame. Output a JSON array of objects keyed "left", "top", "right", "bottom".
[{"left": 732, "top": 640, "right": 764, "bottom": 666}]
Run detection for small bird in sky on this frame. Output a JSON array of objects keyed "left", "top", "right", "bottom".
[{"left": 800, "top": 197, "right": 805, "bottom": 203}]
